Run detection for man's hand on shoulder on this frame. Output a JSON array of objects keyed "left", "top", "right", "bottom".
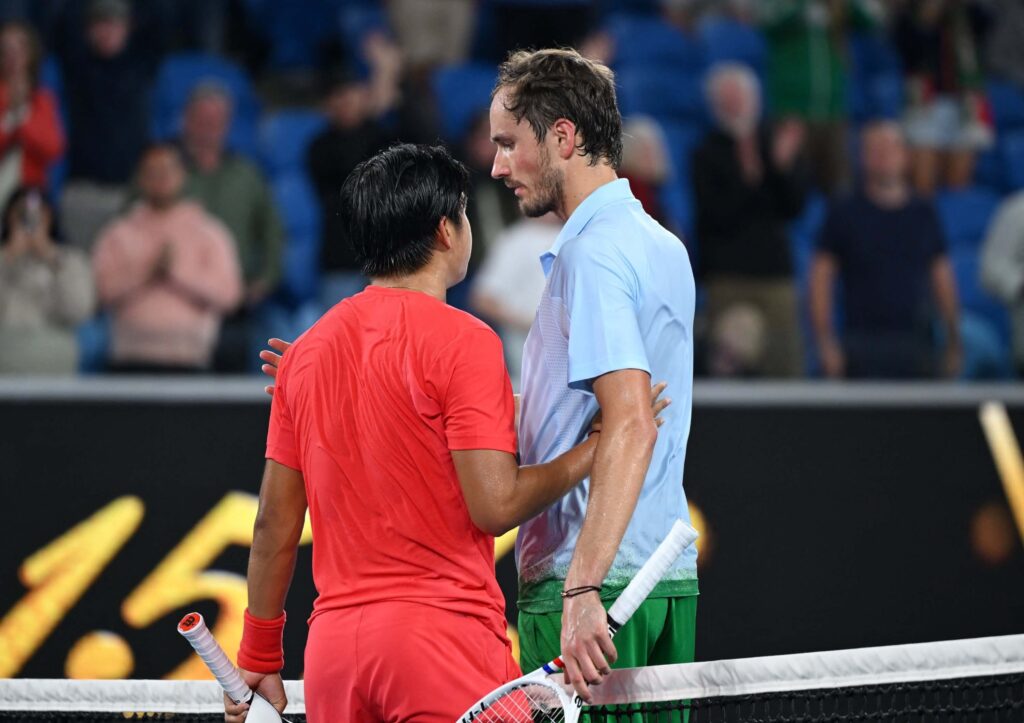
[{"left": 260, "top": 338, "right": 292, "bottom": 395}]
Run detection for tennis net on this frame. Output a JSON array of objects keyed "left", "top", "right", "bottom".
[{"left": 1, "top": 634, "right": 1021, "bottom": 721}]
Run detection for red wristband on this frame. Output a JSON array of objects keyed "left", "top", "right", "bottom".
[{"left": 237, "top": 608, "right": 286, "bottom": 674}]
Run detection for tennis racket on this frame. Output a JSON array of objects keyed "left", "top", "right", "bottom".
[
  {"left": 177, "top": 612, "right": 291, "bottom": 723},
  {"left": 456, "top": 518, "right": 698, "bottom": 723}
]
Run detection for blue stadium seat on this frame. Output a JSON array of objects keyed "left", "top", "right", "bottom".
[
  {"left": 242, "top": 0, "right": 339, "bottom": 71},
  {"left": 1001, "top": 130, "right": 1024, "bottom": 191},
  {"left": 608, "top": 14, "right": 706, "bottom": 70},
  {"left": 957, "top": 310, "right": 1013, "bottom": 380},
  {"left": 847, "top": 32, "right": 904, "bottom": 122},
  {"left": 432, "top": 63, "right": 498, "bottom": 141},
  {"left": 987, "top": 80, "right": 1024, "bottom": 131},
  {"left": 949, "top": 246, "right": 1011, "bottom": 347},
  {"left": 151, "top": 53, "right": 261, "bottom": 158},
  {"left": 699, "top": 17, "right": 766, "bottom": 77},
  {"left": 76, "top": 314, "right": 111, "bottom": 374},
  {"left": 616, "top": 66, "right": 707, "bottom": 124},
  {"left": 974, "top": 146, "right": 1005, "bottom": 191},
  {"left": 789, "top": 192, "right": 828, "bottom": 275},
  {"left": 40, "top": 56, "right": 68, "bottom": 198},
  {"left": 259, "top": 111, "right": 328, "bottom": 177},
  {"left": 935, "top": 187, "right": 1001, "bottom": 250},
  {"left": 273, "top": 173, "right": 322, "bottom": 304},
  {"left": 657, "top": 120, "right": 703, "bottom": 239}
]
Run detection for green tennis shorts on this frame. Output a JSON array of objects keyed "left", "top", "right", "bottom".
[{"left": 517, "top": 594, "right": 697, "bottom": 672}]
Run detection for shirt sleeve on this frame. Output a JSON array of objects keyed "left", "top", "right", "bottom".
[
  {"left": 438, "top": 327, "right": 517, "bottom": 454},
  {"left": 266, "top": 354, "right": 301, "bottom": 470},
  {"left": 560, "top": 237, "right": 650, "bottom": 393}
]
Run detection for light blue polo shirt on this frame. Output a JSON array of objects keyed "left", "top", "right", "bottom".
[{"left": 515, "top": 178, "right": 698, "bottom": 612}]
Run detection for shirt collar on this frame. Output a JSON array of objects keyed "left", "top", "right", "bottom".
[{"left": 540, "top": 178, "right": 634, "bottom": 276}]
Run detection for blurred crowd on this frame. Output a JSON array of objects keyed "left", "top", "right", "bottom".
[{"left": 2, "top": 0, "right": 1024, "bottom": 382}]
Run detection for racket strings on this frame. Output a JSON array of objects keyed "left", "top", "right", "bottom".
[{"left": 473, "top": 683, "right": 567, "bottom": 722}]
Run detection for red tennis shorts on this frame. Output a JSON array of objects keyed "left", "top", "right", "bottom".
[{"left": 304, "top": 601, "right": 520, "bottom": 722}]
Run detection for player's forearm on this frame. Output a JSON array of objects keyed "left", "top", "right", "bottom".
[
  {"left": 508, "top": 434, "right": 601, "bottom": 526},
  {"left": 564, "top": 418, "right": 655, "bottom": 589},
  {"left": 246, "top": 514, "right": 303, "bottom": 618}
]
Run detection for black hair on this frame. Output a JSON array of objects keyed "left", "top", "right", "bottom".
[
  {"left": 340, "top": 143, "right": 470, "bottom": 278},
  {"left": 1, "top": 186, "right": 60, "bottom": 245}
]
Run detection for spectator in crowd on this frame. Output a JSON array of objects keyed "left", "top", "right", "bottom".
[
  {"left": 986, "top": 0, "right": 1024, "bottom": 89},
  {"left": 181, "top": 81, "right": 284, "bottom": 371},
  {"left": 307, "top": 61, "right": 401, "bottom": 310},
  {"left": 0, "top": 21, "right": 63, "bottom": 211},
  {"left": 980, "top": 190, "right": 1024, "bottom": 375},
  {"left": 93, "top": 143, "right": 241, "bottom": 373},
  {"left": 893, "top": 0, "right": 993, "bottom": 195},
  {"left": 470, "top": 213, "right": 561, "bottom": 390},
  {"left": 0, "top": 186, "right": 93, "bottom": 374},
  {"left": 619, "top": 116, "right": 671, "bottom": 228},
  {"left": 451, "top": 110, "right": 521, "bottom": 310},
  {"left": 387, "top": 0, "right": 473, "bottom": 73},
  {"left": 759, "top": 0, "right": 883, "bottom": 194},
  {"left": 55, "top": 0, "right": 166, "bottom": 250},
  {"left": 692, "top": 63, "right": 808, "bottom": 377},
  {"left": 810, "top": 120, "right": 962, "bottom": 379}
]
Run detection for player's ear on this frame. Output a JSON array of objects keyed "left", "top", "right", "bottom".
[
  {"left": 551, "top": 118, "right": 577, "bottom": 161},
  {"left": 435, "top": 216, "right": 455, "bottom": 251}
]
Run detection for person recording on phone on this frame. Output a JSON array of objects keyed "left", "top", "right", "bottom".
[{"left": 0, "top": 186, "right": 94, "bottom": 374}]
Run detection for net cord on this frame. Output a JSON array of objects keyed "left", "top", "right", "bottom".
[{"left": 2, "top": 634, "right": 1023, "bottom": 713}]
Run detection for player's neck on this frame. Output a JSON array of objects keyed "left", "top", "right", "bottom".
[
  {"left": 557, "top": 163, "right": 619, "bottom": 221},
  {"left": 370, "top": 269, "right": 448, "bottom": 302}
]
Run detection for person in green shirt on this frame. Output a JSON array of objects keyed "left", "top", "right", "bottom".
[
  {"left": 181, "top": 82, "right": 285, "bottom": 371},
  {"left": 759, "top": 0, "right": 883, "bottom": 194}
]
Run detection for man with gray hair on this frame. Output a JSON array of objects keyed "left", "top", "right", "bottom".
[
  {"left": 692, "top": 62, "right": 808, "bottom": 377},
  {"left": 181, "top": 81, "right": 284, "bottom": 371}
]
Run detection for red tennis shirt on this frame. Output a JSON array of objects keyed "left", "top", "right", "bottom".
[{"left": 266, "top": 286, "right": 517, "bottom": 639}]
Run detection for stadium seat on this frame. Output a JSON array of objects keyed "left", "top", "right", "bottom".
[
  {"left": 957, "top": 310, "right": 1013, "bottom": 380},
  {"left": 151, "top": 53, "right": 261, "bottom": 158},
  {"left": 987, "top": 80, "right": 1024, "bottom": 131},
  {"left": 616, "top": 66, "right": 707, "bottom": 125},
  {"left": 949, "top": 246, "right": 1011, "bottom": 349},
  {"left": 699, "top": 17, "right": 767, "bottom": 77},
  {"left": 935, "top": 186, "right": 1001, "bottom": 250},
  {"left": 657, "top": 120, "right": 703, "bottom": 239},
  {"left": 40, "top": 56, "right": 68, "bottom": 199},
  {"left": 1001, "top": 130, "right": 1024, "bottom": 191},
  {"left": 259, "top": 110, "right": 327, "bottom": 177},
  {"left": 273, "top": 173, "right": 322, "bottom": 304},
  {"left": 847, "top": 32, "right": 904, "bottom": 122},
  {"left": 241, "top": 0, "right": 340, "bottom": 71},
  {"left": 432, "top": 63, "right": 498, "bottom": 141},
  {"left": 607, "top": 14, "right": 707, "bottom": 70}
]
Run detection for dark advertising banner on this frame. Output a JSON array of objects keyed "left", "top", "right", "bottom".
[{"left": 1, "top": 386, "right": 1022, "bottom": 679}]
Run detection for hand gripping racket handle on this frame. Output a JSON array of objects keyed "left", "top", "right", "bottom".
[
  {"left": 606, "top": 519, "right": 698, "bottom": 632},
  {"left": 177, "top": 612, "right": 252, "bottom": 705}
]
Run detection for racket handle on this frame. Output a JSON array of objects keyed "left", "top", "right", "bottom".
[
  {"left": 606, "top": 519, "right": 697, "bottom": 630},
  {"left": 177, "top": 612, "right": 252, "bottom": 705}
]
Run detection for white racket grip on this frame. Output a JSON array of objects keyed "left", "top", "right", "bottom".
[
  {"left": 177, "top": 613, "right": 252, "bottom": 704},
  {"left": 606, "top": 519, "right": 697, "bottom": 628}
]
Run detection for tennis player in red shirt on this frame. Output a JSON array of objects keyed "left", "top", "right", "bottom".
[{"left": 226, "top": 144, "right": 620, "bottom": 723}]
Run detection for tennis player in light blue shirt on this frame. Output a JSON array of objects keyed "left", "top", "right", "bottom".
[{"left": 490, "top": 48, "right": 697, "bottom": 700}]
